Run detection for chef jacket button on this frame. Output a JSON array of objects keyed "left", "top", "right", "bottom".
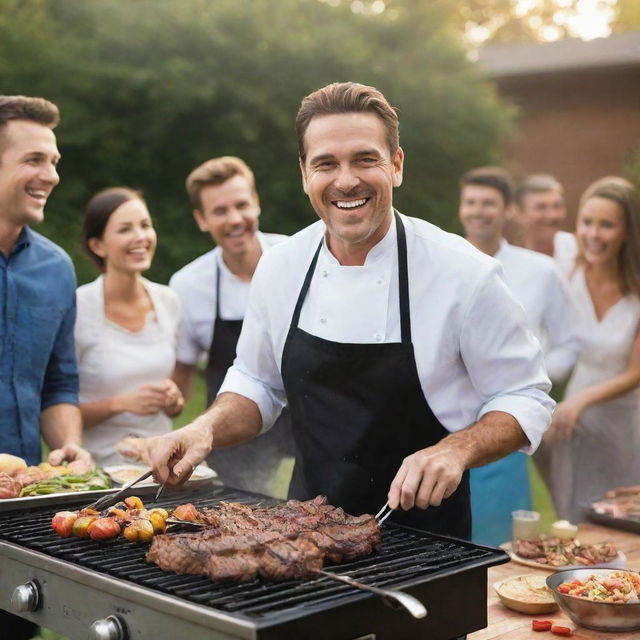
[
  {"left": 377, "top": 278, "right": 383, "bottom": 285},
  {"left": 374, "top": 333, "right": 382, "bottom": 342},
  {"left": 322, "top": 270, "right": 328, "bottom": 277},
  {"left": 320, "top": 318, "right": 327, "bottom": 324}
]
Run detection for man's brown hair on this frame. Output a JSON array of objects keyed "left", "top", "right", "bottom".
[
  {"left": 295, "top": 82, "right": 399, "bottom": 161},
  {"left": 514, "top": 173, "right": 564, "bottom": 208},
  {"left": 460, "top": 166, "right": 515, "bottom": 207},
  {"left": 0, "top": 95, "right": 60, "bottom": 155},
  {"left": 186, "top": 156, "right": 256, "bottom": 210}
]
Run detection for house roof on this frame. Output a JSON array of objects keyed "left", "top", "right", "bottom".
[{"left": 478, "top": 30, "right": 640, "bottom": 78}]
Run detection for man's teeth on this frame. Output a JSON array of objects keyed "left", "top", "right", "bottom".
[
  {"left": 335, "top": 199, "right": 366, "bottom": 209},
  {"left": 26, "top": 188, "right": 47, "bottom": 199},
  {"left": 227, "top": 229, "right": 245, "bottom": 237}
]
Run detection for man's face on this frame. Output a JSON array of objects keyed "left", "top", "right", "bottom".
[
  {"left": 194, "top": 174, "right": 261, "bottom": 258},
  {"left": 300, "top": 112, "right": 403, "bottom": 256},
  {"left": 516, "top": 189, "right": 566, "bottom": 246},
  {"left": 458, "top": 184, "right": 508, "bottom": 246},
  {"left": 0, "top": 119, "right": 60, "bottom": 228}
]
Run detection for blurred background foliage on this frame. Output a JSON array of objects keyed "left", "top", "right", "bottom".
[{"left": 1, "top": 0, "right": 512, "bottom": 284}]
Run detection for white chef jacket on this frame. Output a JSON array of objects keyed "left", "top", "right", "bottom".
[
  {"left": 220, "top": 213, "right": 554, "bottom": 454},
  {"left": 553, "top": 230, "right": 578, "bottom": 279},
  {"left": 169, "top": 231, "right": 287, "bottom": 365},
  {"left": 495, "top": 240, "right": 579, "bottom": 382}
]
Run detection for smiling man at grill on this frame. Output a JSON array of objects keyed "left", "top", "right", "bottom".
[{"left": 146, "top": 82, "right": 554, "bottom": 539}]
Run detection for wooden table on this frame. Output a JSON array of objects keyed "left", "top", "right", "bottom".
[{"left": 470, "top": 523, "right": 640, "bottom": 640}]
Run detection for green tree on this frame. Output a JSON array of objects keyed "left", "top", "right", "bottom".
[{"left": 1, "top": 0, "right": 511, "bottom": 283}]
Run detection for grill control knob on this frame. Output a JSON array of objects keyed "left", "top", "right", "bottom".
[
  {"left": 11, "top": 581, "right": 40, "bottom": 613},
  {"left": 90, "top": 615, "right": 128, "bottom": 640}
]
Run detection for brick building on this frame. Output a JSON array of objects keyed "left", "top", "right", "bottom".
[{"left": 478, "top": 31, "right": 640, "bottom": 228}]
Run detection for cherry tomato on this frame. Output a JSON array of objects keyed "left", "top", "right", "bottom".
[
  {"left": 532, "top": 620, "right": 553, "bottom": 632},
  {"left": 88, "top": 517, "right": 121, "bottom": 540},
  {"left": 123, "top": 518, "right": 154, "bottom": 542},
  {"left": 51, "top": 511, "right": 78, "bottom": 537}
]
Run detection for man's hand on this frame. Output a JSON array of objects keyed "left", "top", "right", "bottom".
[
  {"left": 48, "top": 443, "right": 93, "bottom": 467},
  {"left": 145, "top": 417, "right": 213, "bottom": 486},
  {"left": 163, "top": 378, "right": 185, "bottom": 418},
  {"left": 387, "top": 441, "right": 467, "bottom": 511}
]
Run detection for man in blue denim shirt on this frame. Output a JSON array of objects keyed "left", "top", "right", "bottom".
[{"left": 0, "top": 95, "right": 92, "bottom": 639}]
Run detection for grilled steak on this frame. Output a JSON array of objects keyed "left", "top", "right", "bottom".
[{"left": 146, "top": 496, "right": 381, "bottom": 581}]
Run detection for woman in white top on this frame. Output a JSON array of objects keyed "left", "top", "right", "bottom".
[
  {"left": 547, "top": 177, "right": 640, "bottom": 522},
  {"left": 76, "top": 187, "right": 183, "bottom": 467}
]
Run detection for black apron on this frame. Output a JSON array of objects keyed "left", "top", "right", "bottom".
[
  {"left": 281, "top": 212, "right": 470, "bottom": 538},
  {"left": 205, "top": 256, "right": 293, "bottom": 493}
]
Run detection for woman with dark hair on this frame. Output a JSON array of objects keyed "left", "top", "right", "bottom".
[
  {"left": 75, "top": 187, "right": 183, "bottom": 466},
  {"left": 546, "top": 177, "right": 640, "bottom": 522}
]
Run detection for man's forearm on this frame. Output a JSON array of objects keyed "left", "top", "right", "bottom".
[
  {"left": 206, "top": 392, "right": 263, "bottom": 449},
  {"left": 443, "top": 410, "right": 529, "bottom": 469},
  {"left": 41, "top": 403, "right": 83, "bottom": 450}
]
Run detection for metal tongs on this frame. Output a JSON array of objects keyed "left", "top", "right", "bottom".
[
  {"left": 83, "top": 469, "right": 154, "bottom": 512},
  {"left": 374, "top": 502, "right": 394, "bottom": 525},
  {"left": 314, "top": 569, "right": 427, "bottom": 619}
]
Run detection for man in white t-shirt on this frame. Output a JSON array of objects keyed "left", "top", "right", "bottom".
[
  {"left": 169, "top": 156, "right": 292, "bottom": 495},
  {"left": 513, "top": 173, "right": 577, "bottom": 276},
  {"left": 459, "top": 166, "right": 578, "bottom": 545}
]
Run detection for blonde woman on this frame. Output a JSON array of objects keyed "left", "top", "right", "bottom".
[
  {"left": 75, "top": 188, "right": 183, "bottom": 467},
  {"left": 547, "top": 177, "right": 640, "bottom": 522}
]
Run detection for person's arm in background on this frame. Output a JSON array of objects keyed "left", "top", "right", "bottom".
[
  {"left": 40, "top": 292, "right": 91, "bottom": 464},
  {"left": 547, "top": 323, "right": 640, "bottom": 442},
  {"left": 542, "top": 266, "right": 580, "bottom": 383},
  {"left": 173, "top": 361, "right": 198, "bottom": 399}
]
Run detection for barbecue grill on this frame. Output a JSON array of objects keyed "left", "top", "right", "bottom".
[{"left": 0, "top": 485, "right": 508, "bottom": 640}]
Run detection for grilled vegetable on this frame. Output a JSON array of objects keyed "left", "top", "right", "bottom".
[
  {"left": 123, "top": 518, "right": 154, "bottom": 542},
  {"left": 51, "top": 511, "right": 78, "bottom": 537},
  {"left": 148, "top": 511, "right": 167, "bottom": 534},
  {"left": 88, "top": 518, "right": 121, "bottom": 540},
  {"left": 172, "top": 503, "right": 200, "bottom": 521},
  {"left": 124, "top": 496, "right": 144, "bottom": 511},
  {"left": 72, "top": 515, "right": 98, "bottom": 538}
]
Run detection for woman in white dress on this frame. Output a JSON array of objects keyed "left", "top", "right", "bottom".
[
  {"left": 76, "top": 188, "right": 184, "bottom": 467},
  {"left": 547, "top": 177, "right": 640, "bottom": 522}
]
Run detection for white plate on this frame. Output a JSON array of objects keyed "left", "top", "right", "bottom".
[
  {"left": 104, "top": 463, "right": 217, "bottom": 486},
  {"left": 501, "top": 542, "right": 626, "bottom": 571}
]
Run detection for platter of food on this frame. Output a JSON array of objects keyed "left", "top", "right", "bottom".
[
  {"left": 0, "top": 453, "right": 113, "bottom": 503},
  {"left": 104, "top": 463, "right": 217, "bottom": 486},
  {"left": 502, "top": 537, "right": 625, "bottom": 571},
  {"left": 494, "top": 573, "right": 559, "bottom": 614},
  {"left": 588, "top": 485, "right": 640, "bottom": 534}
]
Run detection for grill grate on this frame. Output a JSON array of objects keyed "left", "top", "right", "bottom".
[{"left": 0, "top": 488, "right": 503, "bottom": 621}]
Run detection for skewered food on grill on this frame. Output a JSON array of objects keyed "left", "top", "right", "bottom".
[
  {"left": 146, "top": 496, "right": 382, "bottom": 581},
  {"left": 51, "top": 496, "right": 166, "bottom": 541}
]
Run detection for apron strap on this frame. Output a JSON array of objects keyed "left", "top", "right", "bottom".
[
  {"left": 215, "top": 254, "right": 221, "bottom": 318},
  {"left": 395, "top": 210, "right": 411, "bottom": 344},
  {"left": 290, "top": 212, "right": 412, "bottom": 345}
]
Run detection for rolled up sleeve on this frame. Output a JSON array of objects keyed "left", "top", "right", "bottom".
[
  {"left": 218, "top": 262, "right": 287, "bottom": 432},
  {"left": 461, "top": 269, "right": 555, "bottom": 454}
]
